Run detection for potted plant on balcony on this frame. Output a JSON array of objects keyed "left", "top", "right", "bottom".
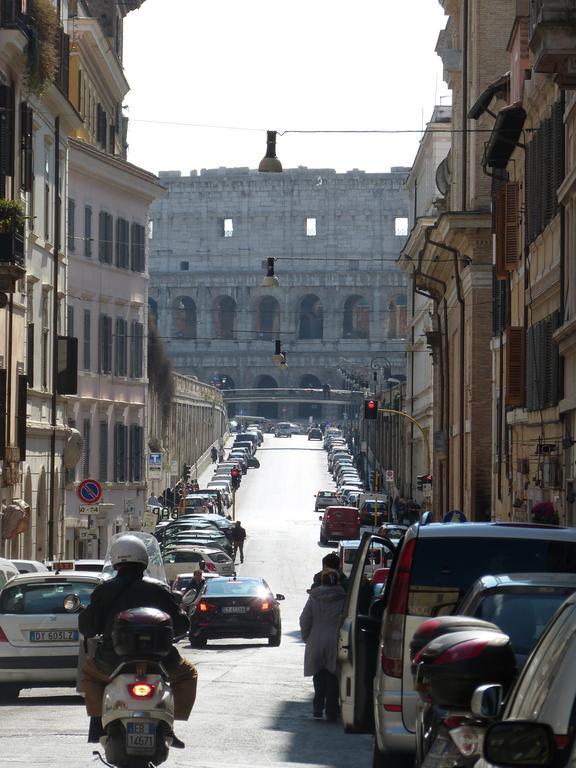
[
  {"left": 0, "top": 199, "right": 25, "bottom": 233},
  {"left": 531, "top": 500, "right": 560, "bottom": 526},
  {"left": 25, "top": 0, "right": 59, "bottom": 96}
]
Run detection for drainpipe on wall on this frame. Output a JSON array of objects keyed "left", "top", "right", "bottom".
[
  {"left": 425, "top": 230, "right": 466, "bottom": 514},
  {"left": 48, "top": 117, "right": 60, "bottom": 562},
  {"left": 462, "top": 0, "right": 469, "bottom": 212}
]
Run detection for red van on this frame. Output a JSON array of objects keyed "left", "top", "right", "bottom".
[{"left": 319, "top": 506, "right": 360, "bottom": 544}]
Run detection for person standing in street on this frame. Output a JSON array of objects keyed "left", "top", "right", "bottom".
[
  {"left": 299, "top": 570, "right": 346, "bottom": 721},
  {"left": 231, "top": 521, "right": 247, "bottom": 564},
  {"left": 211, "top": 446, "right": 218, "bottom": 464}
]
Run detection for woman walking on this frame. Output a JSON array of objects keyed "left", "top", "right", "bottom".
[{"left": 299, "top": 570, "right": 346, "bottom": 721}]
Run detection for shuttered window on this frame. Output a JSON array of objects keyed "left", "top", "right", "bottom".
[
  {"left": 115, "top": 317, "right": 127, "bottom": 376},
  {"left": 114, "top": 422, "right": 128, "bottom": 482},
  {"left": 495, "top": 182, "right": 520, "bottom": 277},
  {"left": 131, "top": 223, "right": 146, "bottom": 272},
  {"left": 506, "top": 326, "right": 525, "bottom": 407},
  {"left": 525, "top": 101, "right": 565, "bottom": 245},
  {"left": 99, "top": 420, "right": 108, "bottom": 482},
  {"left": 98, "top": 211, "right": 113, "bottom": 263},
  {"left": 0, "top": 84, "right": 15, "bottom": 195},
  {"left": 82, "top": 417, "right": 91, "bottom": 478},
  {"left": 526, "top": 312, "right": 561, "bottom": 411},
  {"left": 98, "top": 314, "right": 112, "bottom": 374},
  {"left": 130, "top": 321, "right": 144, "bottom": 378},
  {"left": 67, "top": 197, "right": 75, "bottom": 252},
  {"left": 129, "top": 424, "right": 143, "bottom": 482},
  {"left": 26, "top": 322, "right": 34, "bottom": 387},
  {"left": 83, "top": 309, "right": 91, "bottom": 370},
  {"left": 84, "top": 205, "right": 92, "bottom": 256},
  {"left": 115, "top": 217, "right": 129, "bottom": 268},
  {"left": 20, "top": 102, "right": 33, "bottom": 192}
]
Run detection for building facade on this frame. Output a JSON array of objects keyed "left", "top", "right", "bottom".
[{"left": 148, "top": 167, "right": 410, "bottom": 423}]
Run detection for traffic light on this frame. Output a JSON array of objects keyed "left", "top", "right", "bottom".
[
  {"left": 364, "top": 399, "right": 378, "bottom": 420},
  {"left": 231, "top": 467, "right": 241, "bottom": 490},
  {"left": 183, "top": 464, "right": 191, "bottom": 481}
]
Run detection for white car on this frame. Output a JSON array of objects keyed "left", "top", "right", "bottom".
[
  {"left": 10, "top": 559, "right": 49, "bottom": 575},
  {"left": 0, "top": 571, "right": 102, "bottom": 700},
  {"left": 162, "top": 546, "right": 234, "bottom": 582}
]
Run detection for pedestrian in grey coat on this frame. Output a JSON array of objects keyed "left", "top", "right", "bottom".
[{"left": 299, "top": 570, "right": 346, "bottom": 721}]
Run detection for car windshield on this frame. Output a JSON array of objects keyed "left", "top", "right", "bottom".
[
  {"left": 0, "top": 581, "right": 97, "bottom": 614},
  {"left": 204, "top": 578, "right": 268, "bottom": 597},
  {"left": 473, "top": 590, "right": 575, "bottom": 655}
]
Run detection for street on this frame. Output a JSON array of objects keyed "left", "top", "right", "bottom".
[{"left": 0, "top": 434, "right": 372, "bottom": 768}]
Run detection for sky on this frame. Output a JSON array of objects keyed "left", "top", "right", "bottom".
[{"left": 123, "top": 1, "right": 450, "bottom": 177}]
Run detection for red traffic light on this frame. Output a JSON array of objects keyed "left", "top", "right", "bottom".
[
  {"left": 367, "top": 400, "right": 376, "bottom": 409},
  {"left": 231, "top": 468, "right": 240, "bottom": 478},
  {"left": 364, "top": 399, "right": 378, "bottom": 420}
]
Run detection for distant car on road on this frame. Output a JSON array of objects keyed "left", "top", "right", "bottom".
[
  {"left": 275, "top": 422, "right": 292, "bottom": 438},
  {"left": 307, "top": 427, "right": 323, "bottom": 441}
]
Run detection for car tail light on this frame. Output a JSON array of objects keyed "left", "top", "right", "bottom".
[
  {"left": 555, "top": 735, "right": 568, "bottom": 750},
  {"left": 381, "top": 537, "right": 416, "bottom": 678},
  {"left": 435, "top": 638, "right": 489, "bottom": 665},
  {"left": 448, "top": 725, "right": 485, "bottom": 757},
  {"left": 204, "top": 561, "right": 217, "bottom": 572},
  {"left": 259, "top": 601, "right": 271, "bottom": 611},
  {"left": 0, "top": 625, "right": 8, "bottom": 642},
  {"left": 198, "top": 600, "right": 217, "bottom": 613},
  {"left": 128, "top": 682, "right": 156, "bottom": 699}
]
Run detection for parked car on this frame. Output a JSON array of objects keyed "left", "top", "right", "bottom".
[
  {"left": 359, "top": 499, "right": 389, "bottom": 526},
  {"left": 415, "top": 572, "right": 576, "bottom": 768},
  {"left": 308, "top": 427, "right": 323, "bottom": 441},
  {"left": 188, "top": 576, "right": 284, "bottom": 647},
  {"left": 336, "top": 523, "right": 576, "bottom": 766},
  {"left": 319, "top": 506, "right": 360, "bottom": 544},
  {"left": 162, "top": 530, "right": 234, "bottom": 558},
  {"left": 338, "top": 539, "right": 393, "bottom": 579},
  {"left": 474, "top": 589, "right": 576, "bottom": 768},
  {"left": 314, "top": 490, "right": 340, "bottom": 513},
  {"left": 10, "top": 560, "right": 49, "bottom": 575},
  {"left": 275, "top": 422, "right": 292, "bottom": 438},
  {"left": 162, "top": 547, "right": 234, "bottom": 581},
  {"left": 0, "top": 571, "right": 102, "bottom": 700},
  {"left": 0, "top": 559, "right": 18, "bottom": 589}
]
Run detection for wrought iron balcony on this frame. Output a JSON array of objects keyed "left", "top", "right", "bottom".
[
  {"left": 0, "top": 222, "right": 25, "bottom": 292},
  {"left": 529, "top": 0, "right": 576, "bottom": 86}
]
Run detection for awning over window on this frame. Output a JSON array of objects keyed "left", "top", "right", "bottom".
[{"left": 483, "top": 103, "right": 527, "bottom": 170}]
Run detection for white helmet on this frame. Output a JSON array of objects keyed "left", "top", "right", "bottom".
[{"left": 110, "top": 535, "right": 149, "bottom": 568}]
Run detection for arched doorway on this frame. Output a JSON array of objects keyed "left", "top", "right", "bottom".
[
  {"left": 255, "top": 297, "right": 280, "bottom": 339},
  {"left": 173, "top": 296, "right": 197, "bottom": 339},
  {"left": 299, "top": 374, "right": 323, "bottom": 420},
  {"left": 343, "top": 295, "right": 369, "bottom": 339},
  {"left": 298, "top": 294, "right": 323, "bottom": 339},
  {"left": 255, "top": 374, "right": 278, "bottom": 419},
  {"left": 213, "top": 296, "right": 237, "bottom": 339}
]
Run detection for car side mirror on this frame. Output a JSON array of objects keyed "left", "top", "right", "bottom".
[
  {"left": 275, "top": 594, "right": 285, "bottom": 601},
  {"left": 483, "top": 721, "right": 555, "bottom": 766},
  {"left": 318, "top": 515, "right": 322, "bottom": 521},
  {"left": 471, "top": 684, "right": 503, "bottom": 719}
]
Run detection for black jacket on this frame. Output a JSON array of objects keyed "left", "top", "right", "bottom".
[{"left": 79, "top": 568, "right": 189, "bottom": 643}]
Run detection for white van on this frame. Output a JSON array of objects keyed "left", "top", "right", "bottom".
[
  {"left": 338, "top": 540, "right": 391, "bottom": 579},
  {"left": 0, "top": 558, "right": 19, "bottom": 589}
]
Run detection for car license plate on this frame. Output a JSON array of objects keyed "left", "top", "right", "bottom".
[
  {"left": 126, "top": 720, "right": 156, "bottom": 750},
  {"left": 221, "top": 606, "right": 248, "bottom": 614},
  {"left": 30, "top": 630, "right": 79, "bottom": 642}
]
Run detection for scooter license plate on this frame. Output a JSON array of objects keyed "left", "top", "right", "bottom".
[{"left": 126, "top": 720, "right": 156, "bottom": 751}]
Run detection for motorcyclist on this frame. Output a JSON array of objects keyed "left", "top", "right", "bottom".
[{"left": 79, "top": 535, "right": 198, "bottom": 746}]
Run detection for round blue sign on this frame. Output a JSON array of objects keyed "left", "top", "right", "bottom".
[{"left": 77, "top": 479, "right": 102, "bottom": 504}]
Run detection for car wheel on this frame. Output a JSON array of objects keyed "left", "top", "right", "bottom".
[
  {"left": 268, "top": 627, "right": 282, "bottom": 647},
  {"left": 0, "top": 684, "right": 21, "bottom": 702}
]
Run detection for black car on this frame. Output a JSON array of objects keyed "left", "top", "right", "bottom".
[
  {"left": 188, "top": 576, "right": 284, "bottom": 647},
  {"left": 308, "top": 428, "right": 323, "bottom": 440}
]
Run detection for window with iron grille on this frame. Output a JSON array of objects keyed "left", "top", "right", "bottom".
[
  {"left": 115, "top": 217, "right": 129, "bottom": 268},
  {"left": 525, "top": 311, "right": 561, "bottom": 411},
  {"left": 98, "top": 211, "right": 113, "bottom": 263},
  {"left": 525, "top": 101, "right": 565, "bottom": 245},
  {"left": 99, "top": 420, "right": 108, "bottom": 482},
  {"left": 114, "top": 422, "right": 128, "bottom": 482}
]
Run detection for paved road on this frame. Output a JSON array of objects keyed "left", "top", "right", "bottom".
[{"left": 0, "top": 434, "right": 373, "bottom": 767}]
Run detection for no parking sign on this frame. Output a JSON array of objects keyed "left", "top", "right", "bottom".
[{"left": 77, "top": 479, "right": 102, "bottom": 505}]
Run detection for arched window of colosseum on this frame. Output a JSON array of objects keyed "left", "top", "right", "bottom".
[
  {"left": 298, "top": 294, "right": 323, "bottom": 340},
  {"left": 255, "top": 374, "right": 279, "bottom": 419},
  {"left": 173, "top": 296, "right": 197, "bottom": 339},
  {"left": 213, "top": 296, "right": 237, "bottom": 340},
  {"left": 256, "top": 296, "right": 280, "bottom": 339},
  {"left": 343, "top": 295, "right": 369, "bottom": 339}
]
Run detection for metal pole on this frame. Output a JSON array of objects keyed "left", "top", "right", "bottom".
[
  {"left": 232, "top": 487, "right": 236, "bottom": 521},
  {"left": 48, "top": 116, "right": 60, "bottom": 562},
  {"left": 378, "top": 407, "right": 432, "bottom": 475}
]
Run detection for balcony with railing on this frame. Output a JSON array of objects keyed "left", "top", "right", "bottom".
[{"left": 529, "top": 0, "right": 576, "bottom": 86}]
